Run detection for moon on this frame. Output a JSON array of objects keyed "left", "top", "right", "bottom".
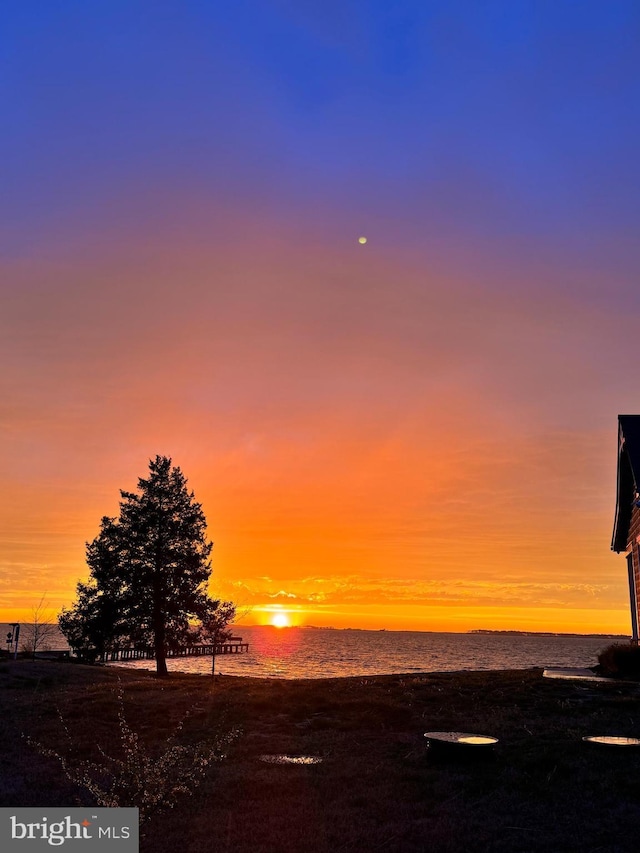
[{"left": 358, "top": 236, "right": 367, "bottom": 244}]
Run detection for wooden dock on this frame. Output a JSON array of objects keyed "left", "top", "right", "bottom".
[{"left": 102, "top": 639, "right": 249, "bottom": 662}]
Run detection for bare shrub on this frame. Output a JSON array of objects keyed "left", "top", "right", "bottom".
[
  {"left": 597, "top": 642, "right": 640, "bottom": 679},
  {"left": 26, "top": 684, "right": 239, "bottom": 822},
  {"left": 21, "top": 594, "right": 58, "bottom": 658}
]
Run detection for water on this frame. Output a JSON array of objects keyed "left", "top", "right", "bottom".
[
  {"left": 2, "top": 623, "right": 622, "bottom": 679},
  {"left": 0, "top": 622, "right": 68, "bottom": 653},
  {"left": 110, "top": 626, "right": 621, "bottom": 679}
]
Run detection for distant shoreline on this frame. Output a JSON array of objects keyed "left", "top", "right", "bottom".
[
  {"left": 247, "top": 625, "right": 630, "bottom": 640},
  {"left": 467, "top": 629, "right": 629, "bottom": 639}
]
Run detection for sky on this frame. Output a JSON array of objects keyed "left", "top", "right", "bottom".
[{"left": 2, "top": 1, "right": 640, "bottom": 633}]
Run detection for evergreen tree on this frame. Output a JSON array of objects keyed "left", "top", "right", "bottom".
[
  {"left": 58, "top": 580, "right": 124, "bottom": 663},
  {"left": 59, "top": 455, "right": 231, "bottom": 675}
]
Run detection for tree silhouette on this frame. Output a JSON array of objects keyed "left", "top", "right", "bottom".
[
  {"left": 58, "top": 580, "right": 127, "bottom": 664},
  {"left": 200, "top": 600, "right": 237, "bottom": 677},
  {"left": 59, "top": 455, "right": 233, "bottom": 675}
]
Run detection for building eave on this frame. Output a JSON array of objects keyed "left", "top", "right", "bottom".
[{"left": 612, "top": 416, "right": 640, "bottom": 552}]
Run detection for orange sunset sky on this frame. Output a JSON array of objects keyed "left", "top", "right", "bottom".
[{"left": 2, "top": 2, "right": 639, "bottom": 634}]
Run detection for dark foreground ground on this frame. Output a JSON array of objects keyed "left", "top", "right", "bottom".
[{"left": 1, "top": 661, "right": 640, "bottom": 852}]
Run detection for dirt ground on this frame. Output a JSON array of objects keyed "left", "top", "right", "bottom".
[{"left": 2, "top": 660, "right": 640, "bottom": 852}]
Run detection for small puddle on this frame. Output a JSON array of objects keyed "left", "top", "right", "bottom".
[
  {"left": 259, "top": 754, "right": 323, "bottom": 765},
  {"left": 583, "top": 736, "right": 640, "bottom": 747},
  {"left": 457, "top": 736, "right": 498, "bottom": 745},
  {"left": 424, "top": 731, "right": 498, "bottom": 746}
]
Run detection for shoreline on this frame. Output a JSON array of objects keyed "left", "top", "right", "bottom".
[{"left": 105, "top": 662, "right": 587, "bottom": 681}]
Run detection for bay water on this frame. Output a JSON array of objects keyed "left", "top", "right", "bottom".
[
  {"left": 2, "top": 623, "right": 624, "bottom": 679},
  {"left": 110, "top": 626, "right": 621, "bottom": 679}
]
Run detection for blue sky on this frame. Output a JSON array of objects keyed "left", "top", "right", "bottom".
[{"left": 3, "top": 1, "right": 638, "bottom": 265}]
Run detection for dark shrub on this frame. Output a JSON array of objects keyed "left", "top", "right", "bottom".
[{"left": 597, "top": 642, "right": 640, "bottom": 679}]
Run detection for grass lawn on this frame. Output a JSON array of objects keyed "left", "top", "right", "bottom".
[{"left": 2, "top": 661, "right": 640, "bottom": 852}]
